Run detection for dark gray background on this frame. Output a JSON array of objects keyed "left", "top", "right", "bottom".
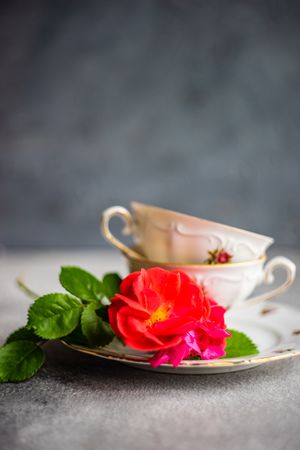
[{"left": 1, "top": 0, "right": 300, "bottom": 248}]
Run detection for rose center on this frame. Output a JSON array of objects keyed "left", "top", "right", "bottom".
[{"left": 147, "top": 304, "right": 170, "bottom": 326}]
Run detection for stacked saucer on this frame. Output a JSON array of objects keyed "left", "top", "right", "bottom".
[{"left": 100, "top": 202, "right": 295, "bottom": 309}]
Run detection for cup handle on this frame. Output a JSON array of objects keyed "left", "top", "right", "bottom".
[
  {"left": 243, "top": 256, "right": 296, "bottom": 308},
  {"left": 100, "top": 206, "right": 142, "bottom": 259}
]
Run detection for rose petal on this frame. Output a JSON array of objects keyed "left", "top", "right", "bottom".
[
  {"left": 152, "top": 316, "right": 197, "bottom": 336},
  {"left": 125, "top": 333, "right": 182, "bottom": 351},
  {"left": 120, "top": 272, "right": 140, "bottom": 299},
  {"left": 201, "top": 346, "right": 226, "bottom": 360},
  {"left": 113, "top": 294, "right": 149, "bottom": 316},
  {"left": 149, "top": 351, "right": 170, "bottom": 368},
  {"left": 140, "top": 288, "right": 161, "bottom": 312}
]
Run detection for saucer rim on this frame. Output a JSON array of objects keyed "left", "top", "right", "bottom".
[
  {"left": 61, "top": 301, "right": 300, "bottom": 370},
  {"left": 62, "top": 341, "right": 300, "bottom": 369}
]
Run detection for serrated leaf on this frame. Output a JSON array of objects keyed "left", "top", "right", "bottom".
[
  {"left": 81, "top": 303, "right": 114, "bottom": 347},
  {"left": 27, "top": 293, "right": 82, "bottom": 339},
  {"left": 102, "top": 273, "right": 122, "bottom": 300},
  {"left": 59, "top": 266, "right": 104, "bottom": 301},
  {"left": 223, "top": 329, "right": 259, "bottom": 358},
  {"left": 0, "top": 341, "right": 45, "bottom": 382},
  {"left": 6, "top": 326, "right": 40, "bottom": 344}
]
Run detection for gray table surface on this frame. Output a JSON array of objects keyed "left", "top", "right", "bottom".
[{"left": 1, "top": 248, "right": 300, "bottom": 450}]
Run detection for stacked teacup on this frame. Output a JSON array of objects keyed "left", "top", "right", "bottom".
[{"left": 101, "top": 202, "right": 296, "bottom": 309}]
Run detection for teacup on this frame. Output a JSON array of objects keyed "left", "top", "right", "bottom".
[
  {"left": 101, "top": 202, "right": 274, "bottom": 264},
  {"left": 123, "top": 252, "right": 296, "bottom": 309}
]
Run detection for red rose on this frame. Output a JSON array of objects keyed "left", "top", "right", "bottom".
[
  {"left": 207, "top": 248, "right": 232, "bottom": 264},
  {"left": 216, "top": 251, "right": 232, "bottom": 264},
  {"left": 149, "top": 297, "right": 230, "bottom": 367},
  {"left": 108, "top": 268, "right": 211, "bottom": 351}
]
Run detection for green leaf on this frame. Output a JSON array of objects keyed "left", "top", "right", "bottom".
[
  {"left": 63, "top": 325, "right": 89, "bottom": 347},
  {"left": 97, "top": 305, "right": 109, "bottom": 323},
  {"left": 102, "top": 273, "right": 122, "bottom": 300},
  {"left": 81, "top": 303, "right": 115, "bottom": 347},
  {"left": 59, "top": 266, "right": 103, "bottom": 301},
  {"left": 223, "top": 329, "right": 259, "bottom": 358},
  {"left": 6, "top": 326, "right": 40, "bottom": 344},
  {"left": 0, "top": 341, "right": 45, "bottom": 382},
  {"left": 28, "top": 293, "right": 82, "bottom": 339}
]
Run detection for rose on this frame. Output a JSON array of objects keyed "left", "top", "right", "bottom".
[
  {"left": 108, "top": 268, "right": 211, "bottom": 352},
  {"left": 150, "top": 298, "right": 230, "bottom": 367},
  {"left": 207, "top": 248, "right": 232, "bottom": 264},
  {"left": 216, "top": 250, "right": 232, "bottom": 264},
  {"left": 108, "top": 268, "right": 230, "bottom": 367}
]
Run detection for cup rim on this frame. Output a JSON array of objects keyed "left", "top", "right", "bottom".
[
  {"left": 131, "top": 201, "right": 274, "bottom": 244},
  {"left": 123, "top": 250, "right": 267, "bottom": 268}
]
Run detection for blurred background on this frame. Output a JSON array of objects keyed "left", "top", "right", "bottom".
[{"left": 1, "top": 0, "right": 300, "bottom": 249}]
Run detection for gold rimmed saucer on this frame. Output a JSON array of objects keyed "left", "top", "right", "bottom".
[{"left": 62, "top": 301, "right": 300, "bottom": 374}]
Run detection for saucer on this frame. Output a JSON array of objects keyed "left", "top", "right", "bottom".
[{"left": 63, "top": 302, "right": 300, "bottom": 374}]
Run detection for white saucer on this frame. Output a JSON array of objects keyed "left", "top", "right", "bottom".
[{"left": 63, "top": 302, "right": 300, "bottom": 374}]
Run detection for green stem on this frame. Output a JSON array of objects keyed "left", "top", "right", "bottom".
[{"left": 16, "top": 276, "right": 39, "bottom": 300}]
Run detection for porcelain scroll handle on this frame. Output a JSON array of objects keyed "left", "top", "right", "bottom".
[
  {"left": 100, "top": 206, "right": 142, "bottom": 259},
  {"left": 242, "top": 256, "right": 296, "bottom": 308}
]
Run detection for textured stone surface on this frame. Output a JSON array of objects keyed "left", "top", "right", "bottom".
[
  {"left": 1, "top": 0, "right": 300, "bottom": 248},
  {"left": 1, "top": 249, "right": 300, "bottom": 450}
]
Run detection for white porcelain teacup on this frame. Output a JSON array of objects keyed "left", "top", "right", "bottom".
[
  {"left": 101, "top": 202, "right": 274, "bottom": 264},
  {"left": 123, "top": 252, "right": 296, "bottom": 309}
]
